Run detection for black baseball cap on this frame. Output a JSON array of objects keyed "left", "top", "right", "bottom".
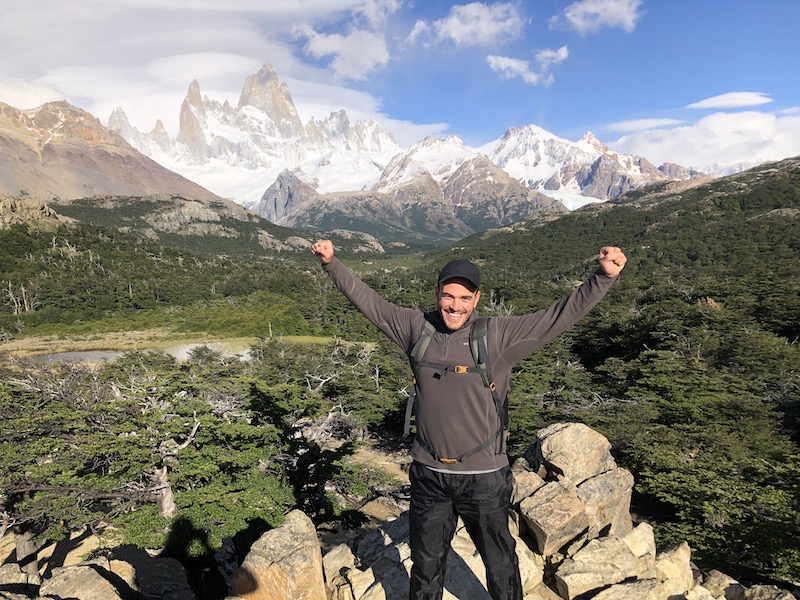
[{"left": 437, "top": 259, "right": 480, "bottom": 290}]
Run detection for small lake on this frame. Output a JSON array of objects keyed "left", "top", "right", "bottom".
[{"left": 29, "top": 343, "right": 251, "bottom": 364}]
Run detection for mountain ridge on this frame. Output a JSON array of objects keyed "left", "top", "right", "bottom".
[
  {"left": 107, "top": 65, "right": 704, "bottom": 227},
  {"left": 0, "top": 100, "right": 227, "bottom": 204},
  {"left": 0, "top": 63, "right": 710, "bottom": 245}
]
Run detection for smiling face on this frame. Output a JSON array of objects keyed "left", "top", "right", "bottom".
[{"left": 437, "top": 278, "right": 481, "bottom": 331}]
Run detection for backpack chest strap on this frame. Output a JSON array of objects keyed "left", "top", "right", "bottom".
[{"left": 413, "top": 359, "right": 488, "bottom": 378}]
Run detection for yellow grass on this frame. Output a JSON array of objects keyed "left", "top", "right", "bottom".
[{"left": 0, "top": 330, "right": 333, "bottom": 359}]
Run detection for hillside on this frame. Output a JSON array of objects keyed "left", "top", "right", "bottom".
[
  {"left": 0, "top": 101, "right": 226, "bottom": 203},
  {"left": 0, "top": 156, "right": 798, "bottom": 590},
  {"left": 45, "top": 194, "right": 394, "bottom": 257}
]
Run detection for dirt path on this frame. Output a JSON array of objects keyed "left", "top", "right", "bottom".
[{"left": 355, "top": 446, "right": 410, "bottom": 484}]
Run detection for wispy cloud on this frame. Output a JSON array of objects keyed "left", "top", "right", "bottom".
[
  {"left": 606, "top": 118, "right": 685, "bottom": 133},
  {"left": 551, "top": 0, "right": 644, "bottom": 34},
  {"left": 687, "top": 92, "right": 773, "bottom": 110},
  {"left": 487, "top": 56, "right": 548, "bottom": 85},
  {"left": 487, "top": 46, "right": 568, "bottom": 86},
  {"left": 409, "top": 2, "right": 526, "bottom": 47},
  {"left": 353, "top": 0, "right": 402, "bottom": 28},
  {"left": 536, "top": 46, "right": 570, "bottom": 69}
]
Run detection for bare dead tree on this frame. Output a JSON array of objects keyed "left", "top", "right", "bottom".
[
  {"left": 3, "top": 281, "right": 22, "bottom": 315},
  {"left": 305, "top": 403, "right": 365, "bottom": 445},
  {"left": 151, "top": 412, "right": 200, "bottom": 518},
  {"left": 151, "top": 466, "right": 178, "bottom": 518},
  {"left": 372, "top": 365, "right": 381, "bottom": 391},
  {"left": 484, "top": 289, "right": 516, "bottom": 316},
  {"left": 304, "top": 371, "right": 339, "bottom": 393},
  {"left": 158, "top": 412, "right": 201, "bottom": 458}
]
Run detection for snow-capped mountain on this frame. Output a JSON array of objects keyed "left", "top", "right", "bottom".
[
  {"left": 109, "top": 65, "right": 402, "bottom": 207},
  {"left": 478, "top": 127, "right": 681, "bottom": 210},
  {"left": 109, "top": 64, "right": 701, "bottom": 240}
]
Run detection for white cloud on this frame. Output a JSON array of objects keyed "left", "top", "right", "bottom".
[
  {"left": 0, "top": 78, "right": 65, "bottom": 109},
  {"left": 406, "top": 20, "right": 431, "bottom": 45},
  {"left": 487, "top": 46, "right": 568, "bottom": 86},
  {"left": 610, "top": 110, "right": 800, "bottom": 171},
  {"left": 551, "top": 0, "right": 643, "bottom": 34},
  {"left": 687, "top": 92, "right": 773, "bottom": 110},
  {"left": 607, "top": 118, "right": 685, "bottom": 133},
  {"left": 294, "top": 25, "right": 390, "bottom": 81},
  {"left": 535, "top": 46, "right": 569, "bottom": 69},
  {"left": 0, "top": 1, "right": 396, "bottom": 134},
  {"left": 487, "top": 56, "right": 547, "bottom": 85},
  {"left": 354, "top": 0, "right": 403, "bottom": 28},
  {"left": 426, "top": 2, "right": 526, "bottom": 47}
]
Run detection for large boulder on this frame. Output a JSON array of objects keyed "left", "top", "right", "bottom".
[
  {"left": 0, "top": 562, "right": 32, "bottom": 599},
  {"left": 230, "top": 509, "right": 326, "bottom": 600},
  {"left": 576, "top": 467, "right": 634, "bottom": 538},
  {"left": 518, "top": 480, "right": 589, "bottom": 556},
  {"left": 554, "top": 536, "right": 651, "bottom": 598},
  {"left": 527, "top": 423, "right": 617, "bottom": 484},
  {"left": 38, "top": 558, "right": 138, "bottom": 600},
  {"left": 510, "top": 458, "right": 546, "bottom": 505},
  {"left": 654, "top": 541, "right": 695, "bottom": 596}
]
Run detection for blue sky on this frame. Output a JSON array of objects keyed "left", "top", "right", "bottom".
[{"left": 1, "top": 0, "right": 799, "bottom": 171}]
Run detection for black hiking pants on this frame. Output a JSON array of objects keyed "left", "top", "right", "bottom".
[{"left": 408, "top": 462, "right": 522, "bottom": 600}]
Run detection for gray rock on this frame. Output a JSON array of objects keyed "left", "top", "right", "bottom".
[
  {"left": 742, "top": 585, "right": 797, "bottom": 600},
  {"left": 554, "top": 536, "right": 649, "bottom": 598},
  {"left": 519, "top": 480, "right": 589, "bottom": 556},
  {"left": 576, "top": 467, "right": 634, "bottom": 538},
  {"left": 529, "top": 423, "right": 617, "bottom": 484},
  {"left": 38, "top": 558, "right": 138, "bottom": 600}
]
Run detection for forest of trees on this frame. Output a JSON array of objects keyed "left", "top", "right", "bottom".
[{"left": 1, "top": 157, "right": 798, "bottom": 590}]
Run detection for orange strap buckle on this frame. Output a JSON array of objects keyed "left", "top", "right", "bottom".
[{"left": 454, "top": 365, "right": 469, "bottom": 374}]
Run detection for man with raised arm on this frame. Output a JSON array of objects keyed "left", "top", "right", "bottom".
[{"left": 311, "top": 239, "right": 626, "bottom": 600}]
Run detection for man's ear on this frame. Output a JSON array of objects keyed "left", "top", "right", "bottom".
[{"left": 474, "top": 290, "right": 481, "bottom": 306}]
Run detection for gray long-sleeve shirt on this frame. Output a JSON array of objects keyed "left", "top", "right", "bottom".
[{"left": 322, "top": 257, "right": 616, "bottom": 472}]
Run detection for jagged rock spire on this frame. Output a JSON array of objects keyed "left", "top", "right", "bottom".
[
  {"left": 238, "top": 65, "right": 305, "bottom": 138},
  {"left": 176, "top": 79, "right": 208, "bottom": 156}
]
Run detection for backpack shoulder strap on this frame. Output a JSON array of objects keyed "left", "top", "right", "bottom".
[
  {"left": 470, "top": 317, "right": 501, "bottom": 405},
  {"left": 469, "top": 317, "right": 491, "bottom": 389},
  {"left": 404, "top": 320, "right": 436, "bottom": 435},
  {"left": 470, "top": 317, "right": 508, "bottom": 430},
  {"left": 410, "top": 319, "right": 436, "bottom": 365}
]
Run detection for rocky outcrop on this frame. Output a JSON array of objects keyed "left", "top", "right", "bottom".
[
  {"left": 0, "top": 553, "right": 194, "bottom": 600},
  {"left": 0, "top": 197, "right": 71, "bottom": 230},
  {"left": 576, "top": 153, "right": 665, "bottom": 199},
  {"left": 307, "top": 422, "right": 796, "bottom": 600},
  {"left": 253, "top": 169, "right": 321, "bottom": 222},
  {"left": 1, "top": 423, "right": 795, "bottom": 600}
]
